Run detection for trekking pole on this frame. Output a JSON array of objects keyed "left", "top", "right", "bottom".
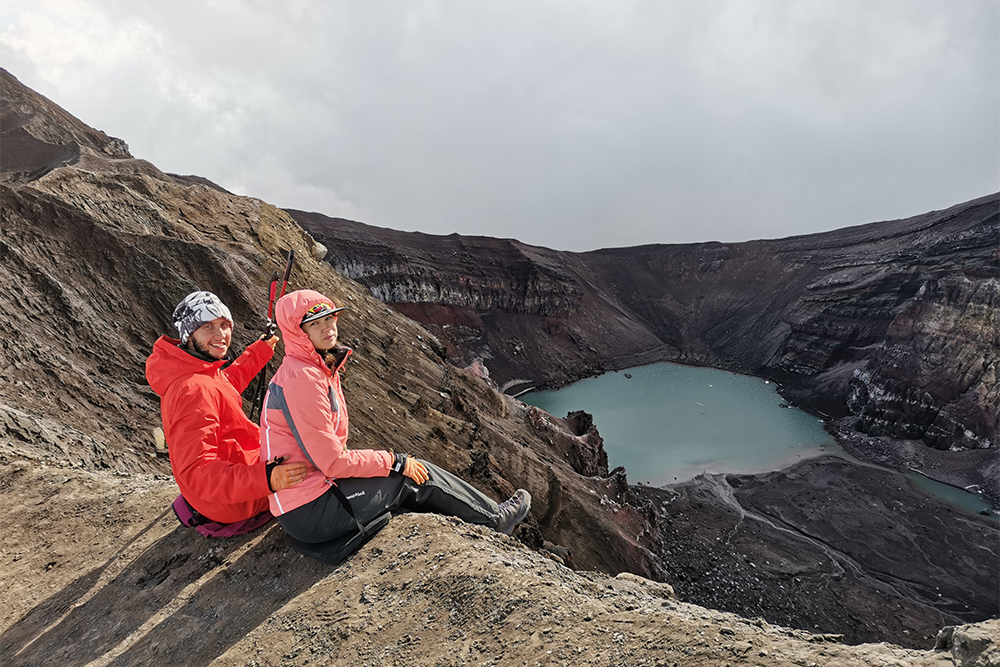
[
  {"left": 264, "top": 270, "right": 281, "bottom": 335},
  {"left": 247, "top": 271, "right": 278, "bottom": 421},
  {"left": 249, "top": 249, "right": 295, "bottom": 421},
  {"left": 277, "top": 249, "right": 295, "bottom": 302}
]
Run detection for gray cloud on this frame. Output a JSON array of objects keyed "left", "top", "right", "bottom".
[{"left": 2, "top": 0, "right": 997, "bottom": 250}]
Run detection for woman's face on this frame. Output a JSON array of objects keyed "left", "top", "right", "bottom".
[
  {"left": 303, "top": 313, "right": 339, "bottom": 351},
  {"left": 186, "top": 317, "right": 232, "bottom": 360}
]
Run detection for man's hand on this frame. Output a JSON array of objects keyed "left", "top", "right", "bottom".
[
  {"left": 403, "top": 457, "right": 429, "bottom": 485},
  {"left": 262, "top": 335, "right": 280, "bottom": 350},
  {"left": 268, "top": 460, "right": 308, "bottom": 491}
]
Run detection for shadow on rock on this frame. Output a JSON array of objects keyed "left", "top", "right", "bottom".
[
  {"left": 3, "top": 522, "right": 329, "bottom": 667},
  {"left": 0, "top": 510, "right": 176, "bottom": 661},
  {"left": 106, "top": 528, "right": 332, "bottom": 667}
]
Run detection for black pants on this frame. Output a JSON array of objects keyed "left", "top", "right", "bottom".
[{"left": 278, "top": 459, "right": 501, "bottom": 544}]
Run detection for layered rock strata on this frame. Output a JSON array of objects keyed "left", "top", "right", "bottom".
[{"left": 289, "top": 195, "right": 999, "bottom": 494}]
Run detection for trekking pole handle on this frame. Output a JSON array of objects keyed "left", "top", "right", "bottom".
[
  {"left": 262, "top": 270, "right": 280, "bottom": 337},
  {"left": 278, "top": 249, "right": 295, "bottom": 299}
]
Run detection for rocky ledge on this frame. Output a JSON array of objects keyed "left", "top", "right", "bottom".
[{"left": 3, "top": 462, "right": 997, "bottom": 667}]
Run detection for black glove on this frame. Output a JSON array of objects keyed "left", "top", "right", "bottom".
[
  {"left": 390, "top": 453, "right": 407, "bottom": 476},
  {"left": 266, "top": 456, "right": 285, "bottom": 492}
]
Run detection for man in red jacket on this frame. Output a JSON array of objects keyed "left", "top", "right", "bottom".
[{"left": 146, "top": 291, "right": 306, "bottom": 528}]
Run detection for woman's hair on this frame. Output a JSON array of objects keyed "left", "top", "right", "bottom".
[
  {"left": 320, "top": 350, "right": 338, "bottom": 370},
  {"left": 319, "top": 344, "right": 350, "bottom": 372}
]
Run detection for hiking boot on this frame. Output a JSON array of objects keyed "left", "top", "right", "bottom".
[{"left": 496, "top": 489, "right": 531, "bottom": 535}]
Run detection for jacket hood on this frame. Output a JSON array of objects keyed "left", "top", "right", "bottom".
[
  {"left": 146, "top": 336, "right": 224, "bottom": 397},
  {"left": 276, "top": 289, "right": 343, "bottom": 365}
]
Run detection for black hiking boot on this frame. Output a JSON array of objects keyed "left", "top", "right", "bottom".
[{"left": 496, "top": 489, "right": 531, "bottom": 535}]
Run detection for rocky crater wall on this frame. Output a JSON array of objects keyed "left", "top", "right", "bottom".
[{"left": 289, "top": 197, "right": 999, "bottom": 462}]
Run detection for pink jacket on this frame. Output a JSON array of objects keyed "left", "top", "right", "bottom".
[{"left": 261, "top": 289, "right": 393, "bottom": 516}]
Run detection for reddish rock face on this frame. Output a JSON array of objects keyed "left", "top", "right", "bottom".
[{"left": 848, "top": 274, "right": 999, "bottom": 451}]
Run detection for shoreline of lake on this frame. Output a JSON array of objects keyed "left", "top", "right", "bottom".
[{"left": 522, "top": 360, "right": 998, "bottom": 522}]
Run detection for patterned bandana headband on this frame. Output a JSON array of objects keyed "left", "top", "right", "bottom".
[{"left": 172, "top": 291, "right": 233, "bottom": 344}]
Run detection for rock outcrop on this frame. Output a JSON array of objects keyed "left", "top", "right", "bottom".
[
  {"left": 847, "top": 274, "right": 999, "bottom": 451},
  {"left": 1, "top": 68, "right": 996, "bottom": 661}
]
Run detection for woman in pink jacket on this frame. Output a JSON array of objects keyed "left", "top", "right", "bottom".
[{"left": 261, "top": 289, "right": 531, "bottom": 545}]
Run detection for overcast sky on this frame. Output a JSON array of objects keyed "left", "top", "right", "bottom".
[{"left": 2, "top": 1, "right": 997, "bottom": 251}]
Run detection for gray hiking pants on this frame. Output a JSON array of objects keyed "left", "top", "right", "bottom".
[{"left": 277, "top": 459, "right": 501, "bottom": 544}]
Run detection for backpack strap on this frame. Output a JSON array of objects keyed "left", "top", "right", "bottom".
[
  {"left": 267, "top": 382, "right": 371, "bottom": 537},
  {"left": 326, "top": 482, "right": 372, "bottom": 538}
]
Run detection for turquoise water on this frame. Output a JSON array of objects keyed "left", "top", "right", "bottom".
[
  {"left": 522, "top": 362, "right": 838, "bottom": 486},
  {"left": 522, "top": 361, "right": 997, "bottom": 522},
  {"left": 905, "top": 472, "right": 997, "bottom": 523}
]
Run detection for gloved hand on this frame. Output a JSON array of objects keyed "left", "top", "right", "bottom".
[
  {"left": 403, "top": 457, "right": 429, "bottom": 485},
  {"left": 391, "top": 453, "right": 429, "bottom": 485},
  {"left": 267, "top": 457, "right": 308, "bottom": 492},
  {"left": 261, "top": 334, "right": 280, "bottom": 350}
]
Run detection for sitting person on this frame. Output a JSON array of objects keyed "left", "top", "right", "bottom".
[
  {"left": 260, "top": 288, "right": 531, "bottom": 544},
  {"left": 146, "top": 290, "right": 307, "bottom": 533}
]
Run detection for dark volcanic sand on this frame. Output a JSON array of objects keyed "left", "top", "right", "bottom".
[{"left": 646, "top": 456, "right": 999, "bottom": 648}]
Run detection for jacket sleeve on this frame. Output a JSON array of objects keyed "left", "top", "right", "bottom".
[
  {"left": 167, "top": 378, "right": 272, "bottom": 505},
  {"left": 223, "top": 339, "right": 273, "bottom": 393},
  {"left": 283, "top": 366, "right": 393, "bottom": 479}
]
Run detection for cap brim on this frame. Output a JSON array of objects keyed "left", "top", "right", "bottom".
[{"left": 301, "top": 306, "right": 348, "bottom": 325}]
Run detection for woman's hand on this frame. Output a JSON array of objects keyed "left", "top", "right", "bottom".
[
  {"left": 268, "top": 460, "right": 308, "bottom": 491},
  {"left": 403, "top": 457, "right": 429, "bottom": 485},
  {"left": 262, "top": 335, "right": 280, "bottom": 350}
]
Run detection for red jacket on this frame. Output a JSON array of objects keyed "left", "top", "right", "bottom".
[
  {"left": 261, "top": 289, "right": 393, "bottom": 516},
  {"left": 146, "top": 336, "right": 274, "bottom": 523}
]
